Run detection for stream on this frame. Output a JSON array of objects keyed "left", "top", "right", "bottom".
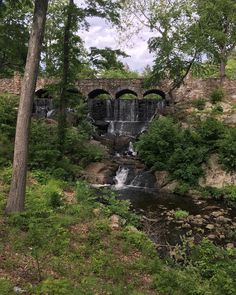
[{"left": 88, "top": 98, "right": 236, "bottom": 253}]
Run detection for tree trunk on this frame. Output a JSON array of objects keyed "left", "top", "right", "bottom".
[
  {"left": 5, "top": 0, "right": 48, "bottom": 214},
  {"left": 58, "top": 0, "right": 74, "bottom": 154},
  {"left": 220, "top": 60, "right": 226, "bottom": 85}
]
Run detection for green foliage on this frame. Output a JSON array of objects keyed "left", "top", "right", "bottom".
[
  {"left": 136, "top": 117, "right": 208, "bottom": 184},
  {"left": 0, "top": 93, "right": 18, "bottom": 137},
  {"left": 174, "top": 210, "right": 189, "bottom": 219},
  {"left": 212, "top": 104, "right": 223, "bottom": 114},
  {"left": 210, "top": 88, "right": 224, "bottom": 104},
  {"left": 34, "top": 278, "right": 74, "bottom": 295},
  {"left": 218, "top": 127, "right": 236, "bottom": 170},
  {"left": 0, "top": 279, "right": 14, "bottom": 295},
  {"left": 192, "top": 98, "right": 207, "bottom": 110},
  {"left": 136, "top": 116, "right": 234, "bottom": 185}
]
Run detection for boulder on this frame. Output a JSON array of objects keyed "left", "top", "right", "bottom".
[
  {"left": 199, "top": 154, "right": 236, "bottom": 188},
  {"left": 84, "top": 160, "right": 118, "bottom": 185},
  {"left": 154, "top": 170, "right": 171, "bottom": 188},
  {"left": 224, "top": 113, "right": 236, "bottom": 126}
]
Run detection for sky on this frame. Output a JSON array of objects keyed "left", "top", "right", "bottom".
[{"left": 79, "top": 17, "right": 154, "bottom": 72}]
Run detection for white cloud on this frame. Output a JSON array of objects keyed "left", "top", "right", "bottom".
[{"left": 79, "top": 17, "right": 154, "bottom": 72}]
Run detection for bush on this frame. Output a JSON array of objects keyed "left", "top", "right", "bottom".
[
  {"left": 210, "top": 88, "right": 224, "bottom": 104},
  {"left": 193, "top": 98, "right": 206, "bottom": 110},
  {"left": 212, "top": 104, "right": 223, "bottom": 114},
  {"left": 174, "top": 209, "right": 189, "bottom": 219},
  {"left": 0, "top": 93, "right": 18, "bottom": 138},
  {"left": 218, "top": 127, "right": 236, "bottom": 171}
]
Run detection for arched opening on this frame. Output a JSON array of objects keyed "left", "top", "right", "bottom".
[
  {"left": 116, "top": 89, "right": 138, "bottom": 99},
  {"left": 143, "top": 89, "right": 165, "bottom": 100},
  {"left": 88, "top": 89, "right": 111, "bottom": 99},
  {"left": 34, "top": 89, "right": 53, "bottom": 117}
]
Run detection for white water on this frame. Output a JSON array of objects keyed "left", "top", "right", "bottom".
[
  {"left": 114, "top": 166, "right": 129, "bottom": 189},
  {"left": 128, "top": 142, "right": 137, "bottom": 156}
]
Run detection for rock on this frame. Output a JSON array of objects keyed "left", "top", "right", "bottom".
[
  {"left": 199, "top": 154, "right": 236, "bottom": 188},
  {"left": 84, "top": 161, "right": 118, "bottom": 185},
  {"left": 224, "top": 113, "right": 236, "bottom": 126},
  {"left": 154, "top": 171, "right": 171, "bottom": 188},
  {"left": 13, "top": 287, "right": 26, "bottom": 294},
  {"left": 215, "top": 216, "right": 231, "bottom": 223},
  {"left": 211, "top": 211, "right": 223, "bottom": 218},
  {"left": 182, "top": 223, "right": 191, "bottom": 229},
  {"left": 206, "top": 224, "right": 215, "bottom": 230},
  {"left": 110, "top": 214, "right": 120, "bottom": 230},
  {"left": 226, "top": 243, "right": 234, "bottom": 249},
  {"left": 126, "top": 225, "right": 139, "bottom": 233},
  {"left": 208, "top": 234, "right": 216, "bottom": 240},
  {"left": 93, "top": 208, "right": 101, "bottom": 217},
  {"left": 160, "top": 180, "right": 179, "bottom": 193}
]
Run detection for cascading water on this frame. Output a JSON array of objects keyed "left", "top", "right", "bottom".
[
  {"left": 128, "top": 142, "right": 137, "bottom": 156},
  {"left": 88, "top": 98, "right": 165, "bottom": 137},
  {"left": 114, "top": 166, "right": 129, "bottom": 189}
]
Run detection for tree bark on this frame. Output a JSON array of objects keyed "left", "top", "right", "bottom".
[
  {"left": 5, "top": 0, "right": 48, "bottom": 214},
  {"left": 220, "top": 59, "right": 226, "bottom": 85},
  {"left": 58, "top": 0, "right": 74, "bottom": 154}
]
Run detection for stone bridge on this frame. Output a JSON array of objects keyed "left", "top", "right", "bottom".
[
  {"left": 1, "top": 72, "right": 236, "bottom": 103},
  {"left": 76, "top": 78, "right": 166, "bottom": 100}
]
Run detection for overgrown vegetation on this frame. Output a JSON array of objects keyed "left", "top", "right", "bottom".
[
  {"left": 0, "top": 93, "right": 105, "bottom": 180},
  {"left": 136, "top": 116, "right": 236, "bottom": 195},
  {"left": 0, "top": 173, "right": 235, "bottom": 294}
]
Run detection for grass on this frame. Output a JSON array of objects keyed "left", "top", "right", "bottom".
[{"left": 0, "top": 169, "right": 235, "bottom": 294}]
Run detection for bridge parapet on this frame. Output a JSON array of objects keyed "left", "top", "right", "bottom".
[{"left": 76, "top": 78, "right": 165, "bottom": 100}]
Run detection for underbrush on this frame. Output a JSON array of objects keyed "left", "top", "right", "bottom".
[
  {"left": 0, "top": 93, "right": 105, "bottom": 180},
  {"left": 0, "top": 175, "right": 235, "bottom": 294},
  {"left": 136, "top": 116, "right": 236, "bottom": 203}
]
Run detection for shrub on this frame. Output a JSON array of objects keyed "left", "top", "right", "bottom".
[
  {"left": 210, "top": 88, "right": 224, "bottom": 104},
  {"left": 0, "top": 93, "right": 18, "bottom": 138},
  {"left": 218, "top": 127, "right": 236, "bottom": 171},
  {"left": 193, "top": 98, "right": 206, "bottom": 110},
  {"left": 195, "top": 117, "right": 225, "bottom": 148},
  {"left": 212, "top": 104, "right": 223, "bottom": 114},
  {"left": 174, "top": 209, "right": 189, "bottom": 219}
]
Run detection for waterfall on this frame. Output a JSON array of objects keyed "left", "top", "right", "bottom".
[
  {"left": 88, "top": 98, "right": 165, "bottom": 137},
  {"left": 114, "top": 166, "right": 129, "bottom": 189},
  {"left": 128, "top": 142, "right": 137, "bottom": 156}
]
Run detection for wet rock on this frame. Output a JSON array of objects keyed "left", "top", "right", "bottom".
[
  {"left": 84, "top": 161, "right": 118, "bottom": 185},
  {"left": 206, "top": 224, "right": 215, "bottom": 230}
]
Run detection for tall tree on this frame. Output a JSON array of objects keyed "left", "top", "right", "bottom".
[
  {"left": 6, "top": 0, "right": 48, "bottom": 214},
  {"left": 197, "top": 0, "right": 236, "bottom": 83},
  {"left": 0, "top": 0, "right": 32, "bottom": 76}
]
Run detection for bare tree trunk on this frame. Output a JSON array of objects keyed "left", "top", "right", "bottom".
[
  {"left": 5, "top": 0, "right": 48, "bottom": 214},
  {"left": 220, "top": 60, "right": 226, "bottom": 85},
  {"left": 58, "top": 0, "right": 74, "bottom": 154}
]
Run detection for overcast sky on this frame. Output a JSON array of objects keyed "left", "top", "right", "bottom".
[{"left": 79, "top": 17, "right": 154, "bottom": 72}]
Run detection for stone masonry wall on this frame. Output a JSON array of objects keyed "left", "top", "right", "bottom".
[{"left": 0, "top": 72, "right": 235, "bottom": 102}]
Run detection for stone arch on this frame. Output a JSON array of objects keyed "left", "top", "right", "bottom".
[
  {"left": 88, "top": 89, "right": 111, "bottom": 99},
  {"left": 143, "top": 89, "right": 166, "bottom": 100},
  {"left": 115, "top": 89, "right": 138, "bottom": 99}
]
